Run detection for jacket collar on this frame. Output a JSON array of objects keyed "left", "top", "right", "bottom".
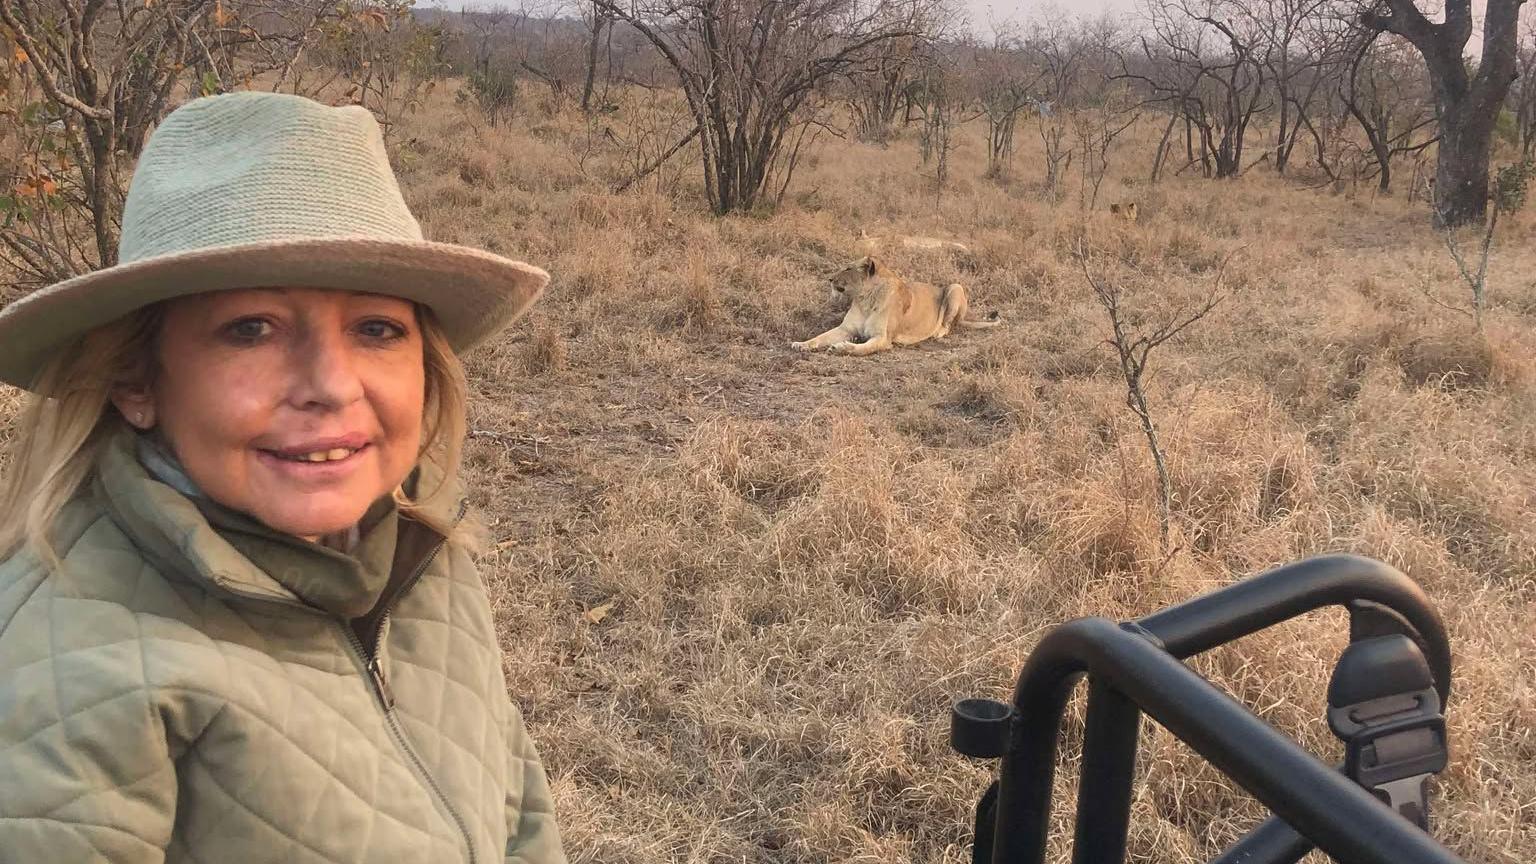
[{"left": 92, "top": 427, "right": 458, "bottom": 619}]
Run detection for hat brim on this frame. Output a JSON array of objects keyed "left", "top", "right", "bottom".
[{"left": 0, "top": 236, "right": 549, "bottom": 392}]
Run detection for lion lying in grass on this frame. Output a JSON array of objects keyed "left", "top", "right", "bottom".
[
  {"left": 791, "top": 256, "right": 999, "bottom": 356},
  {"left": 857, "top": 228, "right": 971, "bottom": 254}
]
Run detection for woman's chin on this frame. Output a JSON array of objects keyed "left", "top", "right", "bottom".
[
  {"left": 238, "top": 465, "right": 396, "bottom": 540},
  {"left": 252, "top": 500, "right": 373, "bottom": 542}
]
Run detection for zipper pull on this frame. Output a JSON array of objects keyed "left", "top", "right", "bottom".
[{"left": 367, "top": 657, "right": 396, "bottom": 710}]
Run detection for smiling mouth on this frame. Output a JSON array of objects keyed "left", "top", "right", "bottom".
[{"left": 264, "top": 445, "right": 368, "bottom": 463}]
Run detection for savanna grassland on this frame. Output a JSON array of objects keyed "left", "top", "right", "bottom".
[
  {"left": 5, "top": 78, "right": 1536, "bottom": 863},
  {"left": 377, "top": 81, "right": 1536, "bottom": 863}
]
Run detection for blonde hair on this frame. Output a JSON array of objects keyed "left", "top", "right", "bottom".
[{"left": 0, "top": 302, "right": 473, "bottom": 566}]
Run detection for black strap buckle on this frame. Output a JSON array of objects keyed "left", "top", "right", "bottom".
[{"left": 1327, "top": 634, "right": 1449, "bottom": 830}]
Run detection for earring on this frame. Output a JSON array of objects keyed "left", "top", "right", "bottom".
[{"left": 135, "top": 411, "right": 145, "bottom": 426}]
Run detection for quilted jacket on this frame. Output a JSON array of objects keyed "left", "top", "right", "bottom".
[{"left": 0, "top": 429, "right": 566, "bottom": 864}]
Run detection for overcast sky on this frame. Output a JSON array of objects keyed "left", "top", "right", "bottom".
[
  {"left": 967, "top": 0, "right": 1138, "bottom": 33},
  {"left": 960, "top": 0, "right": 1499, "bottom": 48},
  {"left": 438, "top": 0, "right": 1513, "bottom": 54}
]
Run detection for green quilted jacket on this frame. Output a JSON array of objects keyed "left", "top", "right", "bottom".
[{"left": 0, "top": 430, "right": 566, "bottom": 864}]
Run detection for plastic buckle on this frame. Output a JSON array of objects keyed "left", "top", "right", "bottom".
[
  {"left": 1337, "top": 704, "right": 1446, "bottom": 828},
  {"left": 1327, "top": 634, "right": 1448, "bottom": 830}
]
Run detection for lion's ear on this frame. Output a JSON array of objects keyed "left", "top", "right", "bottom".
[{"left": 863, "top": 256, "right": 878, "bottom": 277}]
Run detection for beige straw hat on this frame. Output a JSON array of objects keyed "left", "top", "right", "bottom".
[{"left": 0, "top": 91, "right": 549, "bottom": 392}]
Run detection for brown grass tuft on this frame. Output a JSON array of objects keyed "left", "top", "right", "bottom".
[
  {"left": 521, "top": 323, "right": 569, "bottom": 375},
  {"left": 458, "top": 151, "right": 494, "bottom": 186},
  {"left": 1395, "top": 327, "right": 1529, "bottom": 391}
]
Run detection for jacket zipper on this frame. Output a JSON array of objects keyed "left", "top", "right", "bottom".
[
  {"left": 367, "top": 498, "right": 466, "bottom": 676},
  {"left": 193, "top": 500, "right": 478, "bottom": 861},
  {"left": 205, "top": 578, "right": 480, "bottom": 864},
  {"left": 348, "top": 499, "right": 475, "bottom": 863},
  {"left": 342, "top": 622, "right": 477, "bottom": 864}
]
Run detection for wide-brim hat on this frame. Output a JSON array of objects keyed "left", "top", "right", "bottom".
[{"left": 0, "top": 91, "right": 549, "bottom": 392}]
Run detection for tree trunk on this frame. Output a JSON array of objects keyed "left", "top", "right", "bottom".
[
  {"left": 85, "top": 118, "right": 118, "bottom": 268},
  {"left": 1433, "top": 107, "right": 1494, "bottom": 227},
  {"left": 580, "top": 5, "right": 607, "bottom": 114},
  {"left": 1365, "top": 0, "right": 1523, "bottom": 227},
  {"left": 1274, "top": 94, "right": 1291, "bottom": 174},
  {"left": 1150, "top": 110, "right": 1177, "bottom": 182}
]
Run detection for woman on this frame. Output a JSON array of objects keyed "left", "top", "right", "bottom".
[{"left": 0, "top": 92, "right": 565, "bottom": 863}]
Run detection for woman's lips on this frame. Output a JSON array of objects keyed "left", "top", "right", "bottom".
[
  {"left": 255, "top": 443, "right": 371, "bottom": 481},
  {"left": 261, "top": 434, "right": 371, "bottom": 458}
]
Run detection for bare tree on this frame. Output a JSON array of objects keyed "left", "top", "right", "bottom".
[
  {"left": 460, "top": 4, "right": 521, "bottom": 126},
  {"left": 1, "top": 0, "right": 202, "bottom": 279},
  {"left": 580, "top": 0, "right": 614, "bottom": 112},
  {"left": 1073, "top": 17, "right": 1139, "bottom": 208},
  {"left": 1124, "top": 0, "right": 1268, "bottom": 179},
  {"left": 1434, "top": 206, "right": 1498, "bottom": 332},
  {"left": 1073, "top": 95, "right": 1140, "bottom": 209},
  {"left": 1026, "top": 13, "right": 1085, "bottom": 197},
  {"left": 312, "top": 0, "right": 452, "bottom": 139},
  {"left": 1174, "top": 0, "right": 1269, "bottom": 177},
  {"left": 1359, "top": 0, "right": 1526, "bottom": 227},
  {"left": 973, "top": 27, "right": 1043, "bottom": 180},
  {"left": 1114, "top": 44, "right": 1204, "bottom": 181},
  {"left": 609, "top": 88, "right": 701, "bottom": 193},
  {"left": 1429, "top": 163, "right": 1531, "bottom": 331},
  {"left": 1340, "top": 32, "right": 1436, "bottom": 192},
  {"left": 1293, "top": 92, "right": 1355, "bottom": 183},
  {"left": 911, "top": 42, "right": 960, "bottom": 192},
  {"left": 844, "top": 32, "right": 928, "bottom": 142},
  {"left": 1252, "top": 0, "right": 1344, "bottom": 174},
  {"left": 595, "top": 0, "right": 939, "bottom": 215},
  {"left": 1516, "top": 18, "right": 1535, "bottom": 160},
  {"left": 1076, "top": 238, "right": 1234, "bottom": 548},
  {"left": 0, "top": 0, "right": 336, "bottom": 287}
]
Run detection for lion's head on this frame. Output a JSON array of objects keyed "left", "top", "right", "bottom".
[{"left": 827, "top": 256, "right": 882, "bottom": 301}]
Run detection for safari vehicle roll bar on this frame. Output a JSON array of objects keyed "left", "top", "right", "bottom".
[{"left": 951, "top": 554, "right": 1466, "bottom": 864}]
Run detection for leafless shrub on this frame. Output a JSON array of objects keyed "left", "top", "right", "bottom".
[
  {"left": 595, "top": 0, "right": 948, "bottom": 214},
  {"left": 0, "top": 0, "right": 354, "bottom": 288},
  {"left": 1075, "top": 237, "right": 1236, "bottom": 548}
]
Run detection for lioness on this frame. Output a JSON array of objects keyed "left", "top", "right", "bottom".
[
  {"left": 791, "top": 256, "right": 999, "bottom": 356},
  {"left": 1110, "top": 201, "right": 1139, "bottom": 222},
  {"left": 857, "top": 228, "right": 971, "bottom": 254}
]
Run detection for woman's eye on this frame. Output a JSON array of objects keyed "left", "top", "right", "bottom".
[
  {"left": 357, "top": 319, "right": 407, "bottom": 341},
  {"left": 223, "top": 318, "right": 273, "bottom": 342}
]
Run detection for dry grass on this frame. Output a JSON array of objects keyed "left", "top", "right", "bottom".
[
  {"left": 6, "top": 80, "right": 1536, "bottom": 862},
  {"left": 408, "top": 85, "right": 1536, "bottom": 863}
]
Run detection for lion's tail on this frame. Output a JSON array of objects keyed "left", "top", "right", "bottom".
[{"left": 958, "top": 307, "right": 1002, "bottom": 329}]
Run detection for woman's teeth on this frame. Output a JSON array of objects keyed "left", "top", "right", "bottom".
[{"left": 279, "top": 448, "right": 357, "bottom": 462}]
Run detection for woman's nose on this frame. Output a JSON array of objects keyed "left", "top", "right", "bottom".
[{"left": 289, "top": 328, "right": 364, "bottom": 410}]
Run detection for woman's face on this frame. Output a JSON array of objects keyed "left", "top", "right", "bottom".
[{"left": 112, "top": 288, "right": 426, "bottom": 541}]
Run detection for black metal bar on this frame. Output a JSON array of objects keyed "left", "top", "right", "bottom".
[
  {"left": 991, "top": 667, "right": 1079, "bottom": 864},
  {"left": 1135, "top": 555, "right": 1452, "bottom": 704},
  {"left": 993, "top": 618, "right": 1465, "bottom": 864},
  {"left": 1210, "top": 816, "right": 1313, "bottom": 864},
  {"left": 1071, "top": 680, "right": 1140, "bottom": 864}
]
